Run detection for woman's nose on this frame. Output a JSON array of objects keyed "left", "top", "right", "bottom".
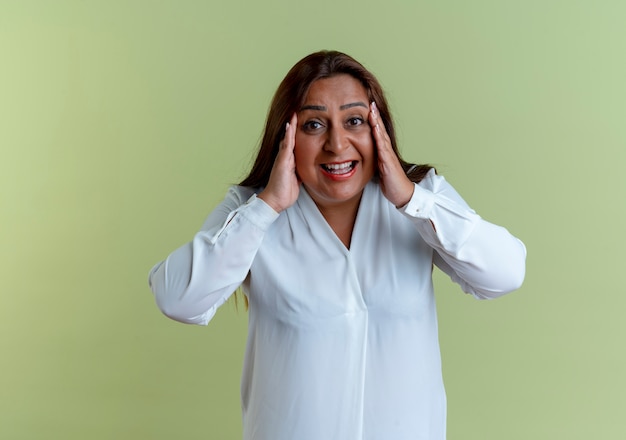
[{"left": 323, "top": 127, "right": 347, "bottom": 153}]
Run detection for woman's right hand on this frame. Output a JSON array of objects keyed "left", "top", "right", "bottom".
[{"left": 258, "top": 113, "right": 300, "bottom": 213}]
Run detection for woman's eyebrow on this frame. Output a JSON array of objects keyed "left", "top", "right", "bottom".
[
  {"left": 299, "top": 102, "right": 368, "bottom": 112},
  {"left": 340, "top": 102, "right": 368, "bottom": 110},
  {"left": 300, "top": 104, "right": 326, "bottom": 111}
]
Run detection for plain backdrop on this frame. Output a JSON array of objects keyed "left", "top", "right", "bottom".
[{"left": 1, "top": 1, "right": 625, "bottom": 438}]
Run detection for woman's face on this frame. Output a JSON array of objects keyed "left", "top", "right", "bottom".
[{"left": 295, "top": 74, "right": 375, "bottom": 212}]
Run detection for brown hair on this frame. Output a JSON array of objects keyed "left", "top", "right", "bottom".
[{"left": 240, "top": 50, "right": 432, "bottom": 187}]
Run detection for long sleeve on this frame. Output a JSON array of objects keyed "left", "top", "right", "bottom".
[
  {"left": 399, "top": 169, "right": 526, "bottom": 299},
  {"left": 148, "top": 187, "right": 279, "bottom": 325}
]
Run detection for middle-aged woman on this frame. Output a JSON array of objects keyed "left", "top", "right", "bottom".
[{"left": 148, "top": 50, "right": 526, "bottom": 440}]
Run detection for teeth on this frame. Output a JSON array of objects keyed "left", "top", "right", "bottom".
[{"left": 324, "top": 161, "right": 353, "bottom": 171}]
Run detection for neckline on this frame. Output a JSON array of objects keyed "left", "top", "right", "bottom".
[{"left": 298, "top": 182, "right": 373, "bottom": 255}]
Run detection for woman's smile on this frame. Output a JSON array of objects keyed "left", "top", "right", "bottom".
[{"left": 320, "top": 160, "right": 358, "bottom": 178}]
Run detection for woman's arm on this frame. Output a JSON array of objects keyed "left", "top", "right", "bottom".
[
  {"left": 400, "top": 170, "right": 526, "bottom": 299},
  {"left": 148, "top": 187, "right": 279, "bottom": 325},
  {"left": 149, "top": 116, "right": 299, "bottom": 325},
  {"left": 369, "top": 102, "right": 525, "bottom": 298}
]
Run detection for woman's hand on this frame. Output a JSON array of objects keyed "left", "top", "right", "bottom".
[
  {"left": 369, "top": 102, "right": 414, "bottom": 208},
  {"left": 258, "top": 113, "right": 301, "bottom": 213}
]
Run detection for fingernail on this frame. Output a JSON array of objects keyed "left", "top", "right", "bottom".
[
  {"left": 371, "top": 101, "right": 377, "bottom": 115},
  {"left": 286, "top": 122, "right": 290, "bottom": 130}
]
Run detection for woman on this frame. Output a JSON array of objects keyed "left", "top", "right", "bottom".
[{"left": 148, "top": 50, "right": 526, "bottom": 440}]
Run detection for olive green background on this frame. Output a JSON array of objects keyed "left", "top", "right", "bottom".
[{"left": 1, "top": 1, "right": 625, "bottom": 438}]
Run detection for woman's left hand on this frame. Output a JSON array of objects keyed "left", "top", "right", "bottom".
[{"left": 369, "top": 102, "right": 415, "bottom": 208}]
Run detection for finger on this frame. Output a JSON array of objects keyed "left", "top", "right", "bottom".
[
  {"left": 369, "top": 102, "right": 393, "bottom": 154},
  {"left": 370, "top": 102, "right": 397, "bottom": 166},
  {"left": 276, "top": 114, "right": 298, "bottom": 173},
  {"left": 287, "top": 113, "right": 301, "bottom": 183},
  {"left": 283, "top": 113, "right": 297, "bottom": 150}
]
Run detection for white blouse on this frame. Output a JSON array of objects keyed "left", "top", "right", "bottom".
[{"left": 148, "top": 169, "right": 526, "bottom": 440}]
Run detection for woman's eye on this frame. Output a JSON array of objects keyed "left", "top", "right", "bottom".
[
  {"left": 347, "top": 117, "right": 364, "bottom": 127},
  {"left": 303, "top": 121, "right": 323, "bottom": 131}
]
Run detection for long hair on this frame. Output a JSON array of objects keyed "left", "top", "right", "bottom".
[{"left": 240, "top": 50, "right": 431, "bottom": 187}]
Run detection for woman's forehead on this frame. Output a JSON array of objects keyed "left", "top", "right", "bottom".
[{"left": 301, "top": 75, "right": 368, "bottom": 107}]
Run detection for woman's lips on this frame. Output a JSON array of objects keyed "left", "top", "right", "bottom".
[
  {"left": 320, "top": 161, "right": 358, "bottom": 179},
  {"left": 320, "top": 161, "right": 357, "bottom": 174}
]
